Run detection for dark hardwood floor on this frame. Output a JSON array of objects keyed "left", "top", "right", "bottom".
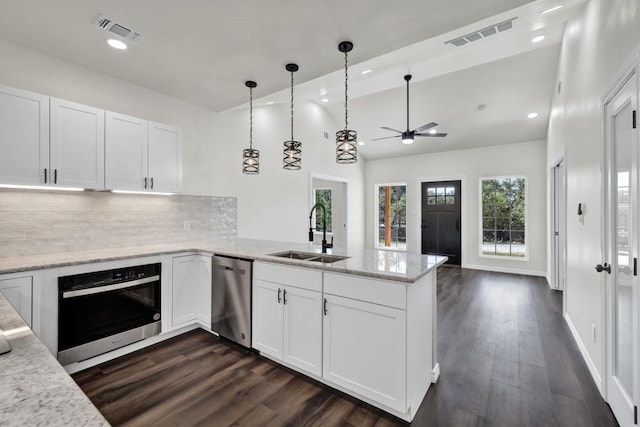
[{"left": 73, "top": 267, "right": 619, "bottom": 426}]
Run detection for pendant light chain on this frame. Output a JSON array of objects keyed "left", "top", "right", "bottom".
[
  {"left": 344, "top": 48, "right": 349, "bottom": 130},
  {"left": 249, "top": 85, "right": 253, "bottom": 149},
  {"left": 290, "top": 70, "right": 294, "bottom": 141}
]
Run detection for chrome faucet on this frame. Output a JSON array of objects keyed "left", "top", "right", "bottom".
[{"left": 309, "top": 203, "right": 333, "bottom": 253}]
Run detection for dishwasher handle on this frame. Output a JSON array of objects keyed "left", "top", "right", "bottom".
[{"left": 217, "top": 265, "right": 246, "bottom": 275}]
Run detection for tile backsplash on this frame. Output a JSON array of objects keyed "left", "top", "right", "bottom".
[{"left": 0, "top": 190, "right": 237, "bottom": 258}]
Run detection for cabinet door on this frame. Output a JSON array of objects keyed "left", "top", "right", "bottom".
[
  {"left": 195, "top": 255, "right": 212, "bottom": 326},
  {"left": 252, "top": 279, "right": 283, "bottom": 359},
  {"left": 50, "top": 98, "right": 105, "bottom": 189},
  {"left": 105, "top": 112, "right": 148, "bottom": 191},
  {"left": 323, "top": 294, "right": 406, "bottom": 412},
  {"left": 283, "top": 286, "right": 322, "bottom": 377},
  {"left": 0, "top": 276, "right": 33, "bottom": 327},
  {"left": 148, "top": 122, "right": 182, "bottom": 193},
  {"left": 0, "top": 85, "right": 49, "bottom": 185},
  {"left": 172, "top": 256, "right": 199, "bottom": 327}
]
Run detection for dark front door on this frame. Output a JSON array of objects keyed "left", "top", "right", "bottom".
[{"left": 421, "top": 180, "right": 461, "bottom": 265}]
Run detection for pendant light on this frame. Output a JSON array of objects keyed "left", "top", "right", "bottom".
[
  {"left": 336, "top": 41, "right": 357, "bottom": 164},
  {"left": 283, "top": 63, "right": 302, "bottom": 170},
  {"left": 242, "top": 80, "right": 259, "bottom": 174}
]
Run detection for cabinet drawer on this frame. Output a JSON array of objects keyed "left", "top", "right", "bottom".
[
  {"left": 254, "top": 262, "right": 322, "bottom": 292},
  {"left": 324, "top": 272, "right": 406, "bottom": 310}
]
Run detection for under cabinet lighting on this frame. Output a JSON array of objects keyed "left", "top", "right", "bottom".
[
  {"left": 112, "top": 190, "right": 176, "bottom": 196},
  {"left": 0, "top": 184, "right": 84, "bottom": 192},
  {"left": 541, "top": 5, "right": 563, "bottom": 14}
]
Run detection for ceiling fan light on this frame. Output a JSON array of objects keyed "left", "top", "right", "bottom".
[{"left": 402, "top": 137, "right": 414, "bottom": 145}]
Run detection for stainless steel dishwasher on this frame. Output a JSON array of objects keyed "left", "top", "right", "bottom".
[{"left": 211, "top": 255, "right": 253, "bottom": 348}]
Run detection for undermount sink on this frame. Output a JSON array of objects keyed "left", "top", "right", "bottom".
[{"left": 268, "top": 251, "right": 350, "bottom": 264}]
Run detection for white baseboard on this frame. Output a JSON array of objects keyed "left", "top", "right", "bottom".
[
  {"left": 563, "top": 312, "right": 602, "bottom": 393},
  {"left": 462, "top": 263, "right": 547, "bottom": 277},
  {"left": 431, "top": 363, "right": 440, "bottom": 383}
]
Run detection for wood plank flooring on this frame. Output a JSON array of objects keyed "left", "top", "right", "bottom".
[{"left": 73, "top": 267, "right": 619, "bottom": 426}]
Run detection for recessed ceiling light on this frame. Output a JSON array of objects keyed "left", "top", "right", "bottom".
[
  {"left": 320, "top": 89, "right": 328, "bottom": 96},
  {"left": 106, "top": 38, "right": 127, "bottom": 50},
  {"left": 321, "top": 98, "right": 329, "bottom": 103},
  {"left": 361, "top": 69, "right": 372, "bottom": 75},
  {"left": 358, "top": 141, "right": 365, "bottom": 146},
  {"left": 531, "top": 35, "right": 545, "bottom": 43},
  {"left": 265, "top": 101, "right": 274, "bottom": 105},
  {"left": 528, "top": 112, "right": 539, "bottom": 119},
  {"left": 429, "top": 129, "right": 437, "bottom": 134},
  {"left": 541, "top": 5, "right": 563, "bottom": 14}
]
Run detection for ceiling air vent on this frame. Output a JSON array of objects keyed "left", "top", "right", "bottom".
[
  {"left": 445, "top": 17, "right": 517, "bottom": 47},
  {"left": 94, "top": 14, "right": 142, "bottom": 43}
]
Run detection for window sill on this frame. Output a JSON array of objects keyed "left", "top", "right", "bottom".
[{"left": 479, "top": 253, "right": 529, "bottom": 262}]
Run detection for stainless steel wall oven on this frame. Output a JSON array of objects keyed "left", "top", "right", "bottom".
[{"left": 57, "top": 263, "right": 161, "bottom": 365}]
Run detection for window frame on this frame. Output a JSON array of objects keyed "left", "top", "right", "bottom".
[
  {"left": 374, "top": 182, "right": 408, "bottom": 252},
  {"left": 478, "top": 175, "right": 529, "bottom": 261}
]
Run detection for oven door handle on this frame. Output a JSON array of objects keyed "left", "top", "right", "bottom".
[{"left": 62, "top": 275, "right": 160, "bottom": 299}]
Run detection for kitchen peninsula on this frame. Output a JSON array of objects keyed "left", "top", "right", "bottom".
[{"left": 0, "top": 239, "right": 446, "bottom": 423}]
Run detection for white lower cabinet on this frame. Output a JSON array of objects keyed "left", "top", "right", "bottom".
[
  {"left": 171, "top": 254, "right": 211, "bottom": 329},
  {"left": 0, "top": 276, "right": 33, "bottom": 327},
  {"left": 322, "top": 294, "right": 406, "bottom": 412},
  {"left": 252, "top": 262, "right": 322, "bottom": 377}
]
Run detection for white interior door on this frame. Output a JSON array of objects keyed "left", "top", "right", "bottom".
[
  {"left": 551, "top": 160, "right": 566, "bottom": 291},
  {"left": 604, "top": 71, "right": 638, "bottom": 427}
]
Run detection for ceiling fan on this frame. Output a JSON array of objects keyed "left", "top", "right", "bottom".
[{"left": 373, "top": 74, "right": 447, "bottom": 144}]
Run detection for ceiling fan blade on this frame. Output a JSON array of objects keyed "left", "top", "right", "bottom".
[
  {"left": 415, "top": 132, "right": 448, "bottom": 137},
  {"left": 371, "top": 135, "right": 401, "bottom": 141},
  {"left": 380, "top": 126, "right": 403, "bottom": 134},
  {"left": 412, "top": 122, "right": 438, "bottom": 133}
]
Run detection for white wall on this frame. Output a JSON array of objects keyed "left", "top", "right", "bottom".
[
  {"left": 547, "top": 0, "right": 640, "bottom": 387},
  {"left": 365, "top": 140, "right": 547, "bottom": 275},
  {"left": 0, "top": 40, "right": 366, "bottom": 248},
  {"left": 205, "top": 101, "right": 366, "bottom": 249}
]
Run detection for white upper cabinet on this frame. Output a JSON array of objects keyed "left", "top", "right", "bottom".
[
  {"left": 148, "top": 122, "right": 182, "bottom": 193},
  {"left": 105, "top": 112, "right": 148, "bottom": 191},
  {"left": 50, "top": 98, "right": 105, "bottom": 189},
  {"left": 105, "top": 115, "right": 182, "bottom": 193},
  {"left": 0, "top": 85, "right": 49, "bottom": 186}
]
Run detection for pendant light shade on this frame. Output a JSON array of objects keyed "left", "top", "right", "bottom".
[
  {"left": 336, "top": 41, "right": 357, "bottom": 164},
  {"left": 283, "top": 63, "right": 302, "bottom": 170},
  {"left": 242, "top": 80, "right": 259, "bottom": 174}
]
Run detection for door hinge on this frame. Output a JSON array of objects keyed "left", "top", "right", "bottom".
[{"left": 633, "top": 110, "right": 637, "bottom": 129}]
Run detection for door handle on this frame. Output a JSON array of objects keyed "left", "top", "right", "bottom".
[
  {"left": 283, "top": 289, "right": 287, "bottom": 305},
  {"left": 323, "top": 298, "right": 328, "bottom": 315},
  {"left": 595, "top": 263, "right": 611, "bottom": 274},
  {"left": 277, "top": 288, "right": 281, "bottom": 304}
]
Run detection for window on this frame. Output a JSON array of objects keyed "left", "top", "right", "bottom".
[
  {"left": 481, "top": 177, "right": 526, "bottom": 258},
  {"left": 314, "top": 188, "right": 332, "bottom": 233},
  {"left": 376, "top": 184, "right": 407, "bottom": 250}
]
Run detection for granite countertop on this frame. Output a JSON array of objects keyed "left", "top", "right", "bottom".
[
  {"left": 0, "top": 293, "right": 108, "bottom": 426},
  {"left": 0, "top": 238, "right": 447, "bottom": 283}
]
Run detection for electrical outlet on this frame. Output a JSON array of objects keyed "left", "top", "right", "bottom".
[
  {"left": 592, "top": 324, "right": 596, "bottom": 343},
  {"left": 183, "top": 220, "right": 191, "bottom": 231}
]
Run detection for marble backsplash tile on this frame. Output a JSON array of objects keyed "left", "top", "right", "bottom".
[{"left": 0, "top": 190, "right": 237, "bottom": 257}]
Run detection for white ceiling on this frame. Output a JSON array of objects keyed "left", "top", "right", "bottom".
[{"left": 0, "top": 0, "right": 587, "bottom": 160}]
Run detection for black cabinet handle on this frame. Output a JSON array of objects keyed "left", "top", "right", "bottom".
[
  {"left": 595, "top": 263, "right": 611, "bottom": 274},
  {"left": 54, "top": 169, "right": 58, "bottom": 184},
  {"left": 277, "top": 288, "right": 281, "bottom": 304},
  {"left": 150, "top": 177, "right": 154, "bottom": 189},
  {"left": 283, "top": 289, "right": 287, "bottom": 305},
  {"left": 144, "top": 177, "right": 148, "bottom": 189},
  {"left": 323, "top": 298, "right": 328, "bottom": 315},
  {"left": 44, "top": 168, "right": 47, "bottom": 184}
]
